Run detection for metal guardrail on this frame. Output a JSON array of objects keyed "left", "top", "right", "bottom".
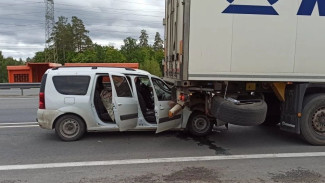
[
  {"left": 0, "top": 83, "right": 40, "bottom": 96},
  {"left": 0, "top": 83, "right": 40, "bottom": 89}
]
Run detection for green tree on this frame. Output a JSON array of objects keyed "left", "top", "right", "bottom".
[
  {"left": 48, "top": 16, "right": 92, "bottom": 64},
  {"left": 153, "top": 32, "right": 164, "bottom": 51},
  {"left": 0, "top": 52, "right": 24, "bottom": 83},
  {"left": 120, "top": 37, "right": 139, "bottom": 62},
  {"left": 48, "top": 16, "right": 74, "bottom": 63},
  {"left": 139, "top": 30, "right": 149, "bottom": 47},
  {"left": 32, "top": 51, "right": 46, "bottom": 63},
  {"left": 140, "top": 58, "right": 162, "bottom": 77},
  {"left": 71, "top": 45, "right": 127, "bottom": 63},
  {"left": 104, "top": 46, "right": 126, "bottom": 62},
  {"left": 0, "top": 51, "right": 4, "bottom": 83},
  {"left": 31, "top": 48, "right": 57, "bottom": 63},
  {"left": 154, "top": 49, "right": 164, "bottom": 66},
  {"left": 71, "top": 16, "right": 92, "bottom": 52}
]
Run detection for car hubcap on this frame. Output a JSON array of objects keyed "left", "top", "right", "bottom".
[
  {"left": 193, "top": 117, "right": 208, "bottom": 132},
  {"left": 60, "top": 119, "right": 79, "bottom": 138},
  {"left": 312, "top": 108, "right": 325, "bottom": 134}
]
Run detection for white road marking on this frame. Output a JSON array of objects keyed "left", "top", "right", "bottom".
[
  {"left": 0, "top": 122, "right": 39, "bottom": 129},
  {"left": 0, "top": 122, "right": 38, "bottom": 125},
  {"left": 1, "top": 152, "right": 325, "bottom": 171},
  {"left": 0, "top": 125, "right": 39, "bottom": 129}
]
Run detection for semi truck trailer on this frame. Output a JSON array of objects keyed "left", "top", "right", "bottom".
[{"left": 164, "top": 0, "right": 325, "bottom": 145}]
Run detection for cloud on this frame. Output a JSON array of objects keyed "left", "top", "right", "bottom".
[{"left": 0, "top": 0, "right": 164, "bottom": 60}]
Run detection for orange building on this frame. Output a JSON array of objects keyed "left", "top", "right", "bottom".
[{"left": 7, "top": 63, "right": 61, "bottom": 83}]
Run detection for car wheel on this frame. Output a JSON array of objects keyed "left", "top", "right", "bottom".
[
  {"left": 55, "top": 114, "right": 86, "bottom": 141},
  {"left": 301, "top": 94, "right": 325, "bottom": 145},
  {"left": 187, "top": 112, "right": 213, "bottom": 137}
]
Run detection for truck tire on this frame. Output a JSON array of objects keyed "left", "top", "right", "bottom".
[
  {"left": 301, "top": 94, "right": 325, "bottom": 145},
  {"left": 55, "top": 114, "right": 86, "bottom": 141},
  {"left": 187, "top": 112, "right": 213, "bottom": 136},
  {"left": 211, "top": 96, "right": 267, "bottom": 126}
]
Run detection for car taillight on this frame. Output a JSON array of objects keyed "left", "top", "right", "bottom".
[{"left": 39, "top": 92, "right": 45, "bottom": 109}]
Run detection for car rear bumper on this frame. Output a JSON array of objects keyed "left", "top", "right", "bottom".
[{"left": 37, "top": 109, "right": 63, "bottom": 130}]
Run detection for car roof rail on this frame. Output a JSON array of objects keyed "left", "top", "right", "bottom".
[
  {"left": 51, "top": 66, "right": 136, "bottom": 71},
  {"left": 124, "top": 68, "right": 136, "bottom": 71}
]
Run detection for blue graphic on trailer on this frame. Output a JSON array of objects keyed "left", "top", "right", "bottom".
[
  {"left": 223, "top": 0, "right": 279, "bottom": 15},
  {"left": 297, "top": 0, "right": 325, "bottom": 16}
]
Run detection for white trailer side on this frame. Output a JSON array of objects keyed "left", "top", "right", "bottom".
[{"left": 165, "top": 0, "right": 325, "bottom": 82}]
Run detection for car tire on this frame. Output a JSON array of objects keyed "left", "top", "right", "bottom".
[
  {"left": 187, "top": 112, "right": 213, "bottom": 137},
  {"left": 301, "top": 94, "right": 325, "bottom": 145},
  {"left": 211, "top": 96, "right": 267, "bottom": 126},
  {"left": 55, "top": 114, "right": 86, "bottom": 141}
]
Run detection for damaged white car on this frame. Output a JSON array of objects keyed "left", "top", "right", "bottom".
[{"left": 37, "top": 67, "right": 214, "bottom": 141}]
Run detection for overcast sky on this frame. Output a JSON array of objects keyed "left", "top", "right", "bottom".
[{"left": 0, "top": 0, "right": 165, "bottom": 60}]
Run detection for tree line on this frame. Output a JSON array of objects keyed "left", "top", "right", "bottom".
[
  {"left": 0, "top": 52, "right": 24, "bottom": 83},
  {"left": 34, "top": 16, "right": 164, "bottom": 76},
  {"left": 0, "top": 16, "right": 164, "bottom": 82}
]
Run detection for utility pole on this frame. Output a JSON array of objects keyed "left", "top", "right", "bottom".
[{"left": 44, "top": 0, "right": 56, "bottom": 62}]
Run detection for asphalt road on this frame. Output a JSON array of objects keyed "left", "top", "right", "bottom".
[
  {"left": 0, "top": 98, "right": 38, "bottom": 123},
  {"left": 0, "top": 94, "right": 325, "bottom": 183}
]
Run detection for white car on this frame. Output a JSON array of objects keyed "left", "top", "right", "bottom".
[{"left": 37, "top": 67, "right": 214, "bottom": 141}]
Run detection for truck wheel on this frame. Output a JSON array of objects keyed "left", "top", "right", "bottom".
[
  {"left": 55, "top": 114, "right": 86, "bottom": 141},
  {"left": 212, "top": 96, "right": 267, "bottom": 126},
  {"left": 187, "top": 112, "right": 213, "bottom": 136},
  {"left": 301, "top": 94, "right": 325, "bottom": 145}
]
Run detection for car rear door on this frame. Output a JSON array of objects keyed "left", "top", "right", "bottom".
[{"left": 110, "top": 73, "right": 138, "bottom": 131}]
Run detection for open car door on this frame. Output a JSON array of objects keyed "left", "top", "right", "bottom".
[
  {"left": 151, "top": 77, "right": 182, "bottom": 133},
  {"left": 110, "top": 74, "right": 138, "bottom": 131}
]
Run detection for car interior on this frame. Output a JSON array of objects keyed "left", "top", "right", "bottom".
[
  {"left": 94, "top": 76, "right": 115, "bottom": 123},
  {"left": 135, "top": 76, "right": 156, "bottom": 124},
  {"left": 94, "top": 75, "right": 157, "bottom": 125}
]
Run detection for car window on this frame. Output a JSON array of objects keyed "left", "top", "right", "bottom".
[
  {"left": 112, "top": 76, "right": 132, "bottom": 97},
  {"left": 152, "top": 78, "right": 172, "bottom": 101},
  {"left": 138, "top": 77, "right": 151, "bottom": 87},
  {"left": 102, "top": 76, "right": 112, "bottom": 90},
  {"left": 40, "top": 74, "right": 47, "bottom": 93},
  {"left": 53, "top": 76, "right": 90, "bottom": 95}
]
